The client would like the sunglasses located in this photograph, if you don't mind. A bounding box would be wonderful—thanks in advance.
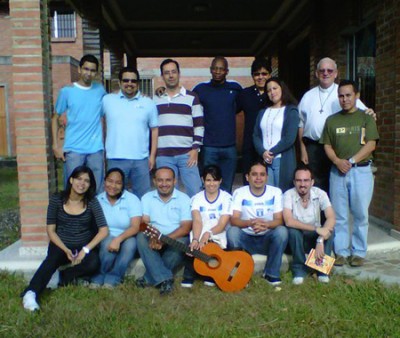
[121,79,138,83]
[318,69,335,75]
[253,72,270,77]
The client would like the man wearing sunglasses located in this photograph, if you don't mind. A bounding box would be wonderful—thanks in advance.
[298,57,371,193]
[237,58,272,184]
[102,67,158,198]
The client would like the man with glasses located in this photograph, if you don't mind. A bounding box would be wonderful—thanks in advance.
[193,57,242,193]
[102,67,158,198]
[237,58,272,184]
[283,164,335,285]
[153,59,204,197]
[52,54,107,193]
[298,57,370,193]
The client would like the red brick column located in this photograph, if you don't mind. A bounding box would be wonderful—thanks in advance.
[10,0,55,254]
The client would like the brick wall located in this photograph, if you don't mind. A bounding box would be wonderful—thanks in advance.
[51,15,83,60]
[11,0,54,251]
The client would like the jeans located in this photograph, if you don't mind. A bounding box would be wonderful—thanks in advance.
[137,232,189,286]
[91,235,137,286]
[65,150,104,194]
[303,138,331,193]
[107,158,150,199]
[156,153,202,197]
[288,228,333,277]
[203,146,237,193]
[226,225,288,278]
[23,242,100,297]
[330,165,374,258]
[267,157,281,188]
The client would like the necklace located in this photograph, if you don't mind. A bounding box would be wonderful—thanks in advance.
[264,107,283,147]
[318,85,336,113]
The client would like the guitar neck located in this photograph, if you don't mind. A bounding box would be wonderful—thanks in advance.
[158,234,211,263]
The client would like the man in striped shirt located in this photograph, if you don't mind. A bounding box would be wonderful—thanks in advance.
[153,59,204,197]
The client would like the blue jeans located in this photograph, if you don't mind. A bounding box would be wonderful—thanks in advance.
[107,158,151,199]
[137,232,189,286]
[65,150,104,194]
[203,146,237,193]
[156,153,202,197]
[226,225,288,278]
[91,235,137,286]
[267,157,280,188]
[330,165,374,258]
[288,228,333,277]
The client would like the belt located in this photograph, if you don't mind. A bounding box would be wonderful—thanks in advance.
[302,137,320,145]
[352,161,371,167]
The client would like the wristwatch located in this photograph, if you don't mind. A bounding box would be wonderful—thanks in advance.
[316,237,324,244]
[349,157,356,164]
[82,246,90,254]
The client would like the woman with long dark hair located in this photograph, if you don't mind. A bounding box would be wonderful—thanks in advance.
[253,77,299,192]
[22,166,108,311]
[90,168,142,288]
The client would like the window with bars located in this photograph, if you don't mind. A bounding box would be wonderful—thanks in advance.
[139,78,154,98]
[51,10,76,39]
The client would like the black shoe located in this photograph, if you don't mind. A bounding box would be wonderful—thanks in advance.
[159,279,174,295]
[136,277,149,288]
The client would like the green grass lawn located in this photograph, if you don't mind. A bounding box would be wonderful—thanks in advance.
[2,271,399,337]
[0,167,19,212]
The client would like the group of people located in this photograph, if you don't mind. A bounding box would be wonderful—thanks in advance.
[21,54,379,311]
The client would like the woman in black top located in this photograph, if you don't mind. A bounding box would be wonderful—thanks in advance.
[22,166,108,312]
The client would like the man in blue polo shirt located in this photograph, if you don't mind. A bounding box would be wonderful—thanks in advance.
[136,167,192,295]
[52,54,106,193]
[193,57,242,193]
[103,67,158,198]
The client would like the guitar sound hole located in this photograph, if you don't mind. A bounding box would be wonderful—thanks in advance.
[208,257,219,268]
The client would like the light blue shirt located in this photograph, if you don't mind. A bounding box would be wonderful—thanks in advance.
[141,189,192,235]
[97,190,142,237]
[55,82,106,154]
[103,90,158,159]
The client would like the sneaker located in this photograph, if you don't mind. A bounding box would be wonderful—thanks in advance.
[318,276,330,283]
[102,283,115,290]
[292,277,304,285]
[203,277,216,287]
[23,291,40,312]
[89,283,101,290]
[350,255,365,267]
[159,279,174,295]
[264,275,282,286]
[334,255,347,266]
[180,278,194,288]
[136,277,149,288]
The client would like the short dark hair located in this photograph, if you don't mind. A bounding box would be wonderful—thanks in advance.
[202,165,222,181]
[104,167,125,199]
[251,57,271,74]
[265,77,298,106]
[338,79,359,94]
[160,59,180,75]
[79,54,99,71]
[247,160,267,175]
[154,166,176,179]
[62,166,96,207]
[211,56,228,69]
[293,163,314,180]
[118,67,140,82]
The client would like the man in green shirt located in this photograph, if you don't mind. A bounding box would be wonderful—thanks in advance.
[320,80,379,267]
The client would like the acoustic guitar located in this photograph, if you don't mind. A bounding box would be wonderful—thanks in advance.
[140,223,254,292]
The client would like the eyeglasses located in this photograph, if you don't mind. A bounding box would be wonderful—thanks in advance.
[121,79,138,83]
[253,72,269,77]
[318,68,335,75]
[294,179,312,183]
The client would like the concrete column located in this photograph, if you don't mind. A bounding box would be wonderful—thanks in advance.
[10,0,55,255]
